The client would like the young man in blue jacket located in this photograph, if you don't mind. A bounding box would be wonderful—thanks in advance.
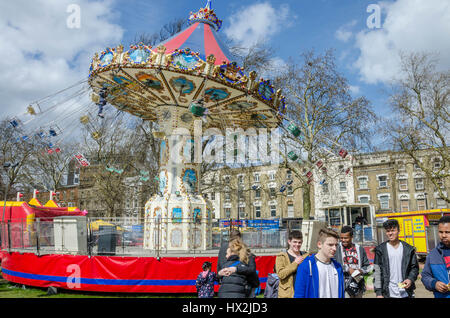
[421,216,450,298]
[294,228,345,298]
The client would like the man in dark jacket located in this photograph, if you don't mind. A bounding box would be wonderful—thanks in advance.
[374,219,419,298]
[335,226,373,298]
[421,216,450,298]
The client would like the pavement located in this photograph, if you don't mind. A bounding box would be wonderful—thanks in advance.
[364,274,433,298]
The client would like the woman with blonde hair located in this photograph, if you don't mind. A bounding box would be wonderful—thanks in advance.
[218,238,259,298]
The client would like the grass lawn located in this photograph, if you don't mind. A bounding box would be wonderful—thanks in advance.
[0,274,195,298]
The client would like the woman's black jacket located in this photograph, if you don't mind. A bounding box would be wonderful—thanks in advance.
[218,255,250,298]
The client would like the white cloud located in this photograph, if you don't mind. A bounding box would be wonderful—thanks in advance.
[335,20,357,43]
[354,0,450,84]
[349,85,360,95]
[224,2,292,48]
[0,0,124,118]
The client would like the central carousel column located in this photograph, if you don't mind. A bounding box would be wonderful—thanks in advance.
[144,111,212,252]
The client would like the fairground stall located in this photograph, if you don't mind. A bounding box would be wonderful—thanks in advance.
[375,208,449,258]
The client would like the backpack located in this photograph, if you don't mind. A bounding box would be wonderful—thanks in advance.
[264,273,279,298]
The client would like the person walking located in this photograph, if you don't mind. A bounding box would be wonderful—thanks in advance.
[421,216,450,298]
[336,226,372,298]
[275,230,307,298]
[294,228,345,298]
[195,261,218,298]
[217,239,255,298]
[374,219,419,298]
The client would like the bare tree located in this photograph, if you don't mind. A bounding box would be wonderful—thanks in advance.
[230,41,276,74]
[386,52,449,203]
[0,119,37,198]
[276,50,378,219]
[23,141,78,192]
[79,113,159,218]
[131,18,188,47]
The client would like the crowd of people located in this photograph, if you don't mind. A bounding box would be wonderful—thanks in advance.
[195,216,450,298]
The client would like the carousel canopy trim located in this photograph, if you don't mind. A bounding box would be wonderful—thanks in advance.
[154,21,234,65]
[188,0,223,31]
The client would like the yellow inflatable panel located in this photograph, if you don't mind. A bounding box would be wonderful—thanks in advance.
[44,200,59,208]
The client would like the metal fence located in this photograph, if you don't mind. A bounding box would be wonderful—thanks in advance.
[0,217,289,257]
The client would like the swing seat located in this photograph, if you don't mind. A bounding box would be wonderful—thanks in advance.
[339,149,348,159]
[287,123,301,137]
[80,116,90,125]
[288,151,298,161]
[27,105,37,115]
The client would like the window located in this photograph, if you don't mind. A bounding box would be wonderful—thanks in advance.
[287,170,293,180]
[378,176,388,188]
[238,190,244,200]
[436,179,444,189]
[270,187,276,198]
[436,198,447,209]
[358,177,368,190]
[328,209,342,226]
[400,200,409,212]
[255,206,261,218]
[287,186,293,196]
[415,178,424,190]
[238,175,244,184]
[270,205,277,217]
[225,192,231,201]
[433,159,442,171]
[321,183,329,194]
[288,204,294,218]
[224,176,230,183]
[338,165,345,173]
[399,179,408,191]
[359,196,369,204]
[417,198,426,210]
[255,188,261,199]
[239,206,246,219]
[269,172,275,181]
[254,174,260,182]
[379,195,389,209]
[224,208,231,218]
[339,181,347,192]
[414,163,421,170]
[211,192,216,201]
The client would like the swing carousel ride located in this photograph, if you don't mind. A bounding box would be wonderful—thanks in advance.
[1,1,357,293]
[87,0,288,252]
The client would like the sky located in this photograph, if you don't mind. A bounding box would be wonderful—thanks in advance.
[1,0,449,149]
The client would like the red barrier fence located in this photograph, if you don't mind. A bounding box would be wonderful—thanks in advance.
[1,252,276,294]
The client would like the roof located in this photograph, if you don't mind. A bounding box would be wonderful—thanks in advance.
[376,208,450,218]
[152,1,239,65]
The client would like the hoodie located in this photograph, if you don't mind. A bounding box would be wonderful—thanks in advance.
[293,254,345,298]
[421,242,450,298]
